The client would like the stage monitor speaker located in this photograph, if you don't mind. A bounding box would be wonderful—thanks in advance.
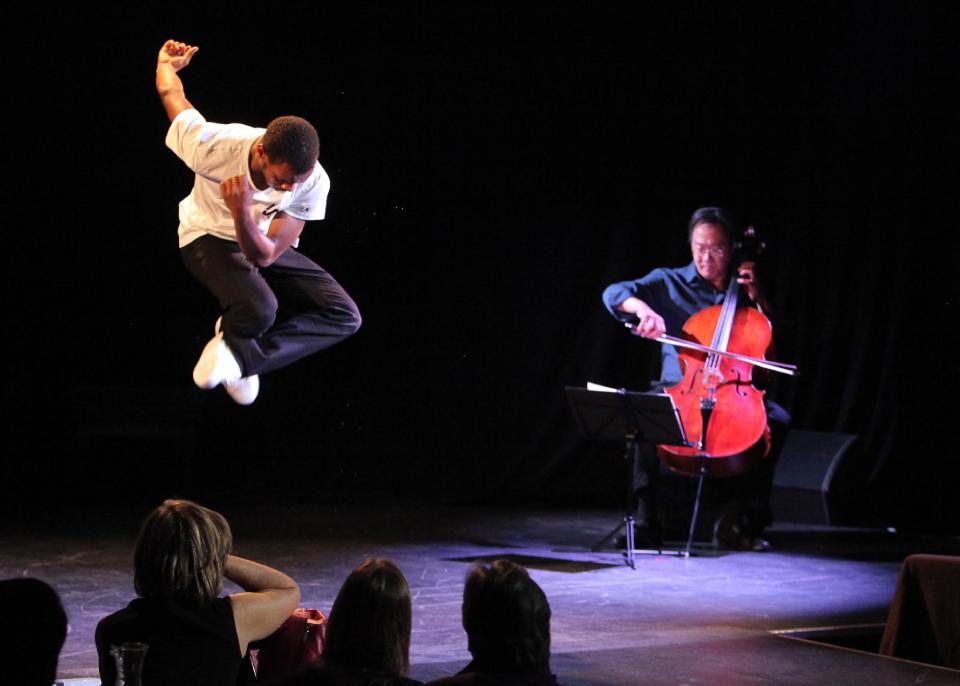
[771,430,858,526]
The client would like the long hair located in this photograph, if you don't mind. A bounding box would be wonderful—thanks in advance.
[133,499,232,608]
[323,559,412,676]
[462,560,551,672]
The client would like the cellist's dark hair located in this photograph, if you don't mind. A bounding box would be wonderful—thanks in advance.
[687,207,739,242]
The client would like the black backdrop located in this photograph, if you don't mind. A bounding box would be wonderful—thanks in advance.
[6,5,957,531]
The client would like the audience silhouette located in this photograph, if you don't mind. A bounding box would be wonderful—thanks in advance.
[95,499,300,686]
[283,559,422,686]
[0,577,68,686]
[427,559,563,686]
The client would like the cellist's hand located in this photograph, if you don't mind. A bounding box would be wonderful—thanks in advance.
[736,261,760,302]
[621,298,666,339]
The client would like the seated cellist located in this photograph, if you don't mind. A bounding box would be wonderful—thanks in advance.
[602,206,791,551]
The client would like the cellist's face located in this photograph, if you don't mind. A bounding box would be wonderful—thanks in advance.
[690,222,732,290]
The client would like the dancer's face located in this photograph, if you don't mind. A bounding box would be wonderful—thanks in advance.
[252,144,310,192]
[260,159,304,192]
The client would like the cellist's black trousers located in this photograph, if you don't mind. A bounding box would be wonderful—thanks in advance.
[631,399,791,545]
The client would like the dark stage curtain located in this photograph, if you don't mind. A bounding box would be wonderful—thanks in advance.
[5,6,956,532]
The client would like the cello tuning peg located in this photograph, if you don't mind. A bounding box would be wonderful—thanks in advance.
[735,225,766,257]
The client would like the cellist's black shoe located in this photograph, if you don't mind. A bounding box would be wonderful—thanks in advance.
[714,519,771,552]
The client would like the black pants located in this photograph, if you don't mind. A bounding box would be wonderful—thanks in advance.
[632,399,791,540]
[181,235,361,377]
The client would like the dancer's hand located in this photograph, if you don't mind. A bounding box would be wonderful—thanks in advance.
[158,39,199,72]
[220,175,252,218]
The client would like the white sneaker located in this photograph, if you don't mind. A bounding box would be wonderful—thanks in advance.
[223,375,260,405]
[192,333,242,390]
[213,316,260,405]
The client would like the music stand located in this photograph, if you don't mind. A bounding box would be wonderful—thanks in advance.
[565,385,690,568]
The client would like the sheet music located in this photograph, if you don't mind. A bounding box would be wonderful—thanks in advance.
[586,381,619,393]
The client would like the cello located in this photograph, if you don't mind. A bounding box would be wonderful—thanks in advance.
[655,227,796,478]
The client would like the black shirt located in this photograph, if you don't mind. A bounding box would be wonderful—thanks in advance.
[96,595,240,686]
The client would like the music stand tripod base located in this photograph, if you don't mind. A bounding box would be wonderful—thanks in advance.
[566,386,692,568]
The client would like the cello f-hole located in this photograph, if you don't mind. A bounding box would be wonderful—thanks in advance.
[733,369,748,397]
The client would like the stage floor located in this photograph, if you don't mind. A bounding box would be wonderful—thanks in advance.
[3,500,958,685]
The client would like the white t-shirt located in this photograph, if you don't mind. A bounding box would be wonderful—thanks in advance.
[166,109,330,248]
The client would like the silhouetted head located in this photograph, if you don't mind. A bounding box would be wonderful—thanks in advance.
[324,559,412,677]
[462,560,552,673]
[133,499,232,608]
[0,577,68,686]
